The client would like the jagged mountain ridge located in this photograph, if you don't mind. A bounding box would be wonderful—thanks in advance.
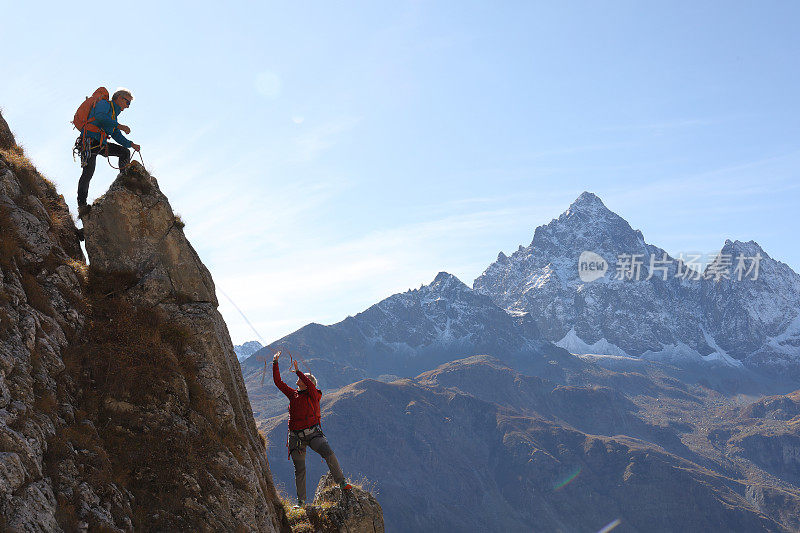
[475,191,800,374]
[235,340,263,361]
[242,270,571,423]
[245,271,567,380]
[702,239,800,366]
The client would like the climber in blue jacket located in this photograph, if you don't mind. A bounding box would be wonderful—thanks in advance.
[76,88,140,217]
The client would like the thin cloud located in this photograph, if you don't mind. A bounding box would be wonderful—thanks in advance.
[609,149,800,206]
[211,206,531,342]
[288,116,361,162]
[255,70,283,100]
[596,117,719,133]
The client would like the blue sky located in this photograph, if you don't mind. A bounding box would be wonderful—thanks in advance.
[3,1,799,344]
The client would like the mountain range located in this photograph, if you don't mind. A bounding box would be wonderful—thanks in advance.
[243,191,800,396]
[475,192,800,375]
[243,190,800,531]
[260,355,800,532]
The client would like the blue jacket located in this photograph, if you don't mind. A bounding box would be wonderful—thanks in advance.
[85,100,132,148]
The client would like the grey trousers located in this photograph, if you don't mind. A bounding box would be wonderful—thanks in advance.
[289,430,345,502]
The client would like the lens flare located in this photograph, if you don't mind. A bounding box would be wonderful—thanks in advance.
[553,465,581,491]
[598,518,622,533]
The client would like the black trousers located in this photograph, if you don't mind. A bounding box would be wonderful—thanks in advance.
[77,141,130,207]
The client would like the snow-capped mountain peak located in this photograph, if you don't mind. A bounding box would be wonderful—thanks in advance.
[564,191,611,216]
[234,340,263,361]
[428,271,470,294]
[475,193,800,375]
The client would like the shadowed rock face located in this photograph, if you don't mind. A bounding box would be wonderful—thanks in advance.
[0,113,88,531]
[80,162,286,531]
[0,110,289,532]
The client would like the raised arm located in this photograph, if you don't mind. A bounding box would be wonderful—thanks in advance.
[294,360,321,400]
[272,357,294,397]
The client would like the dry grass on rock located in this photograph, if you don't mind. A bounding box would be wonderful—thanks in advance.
[50,267,254,531]
[0,146,81,261]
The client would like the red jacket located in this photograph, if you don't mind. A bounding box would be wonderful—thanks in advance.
[273,362,322,431]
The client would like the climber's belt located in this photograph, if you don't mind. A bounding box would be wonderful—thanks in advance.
[287,425,323,456]
[292,425,322,439]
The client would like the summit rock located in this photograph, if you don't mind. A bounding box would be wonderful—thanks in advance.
[79,163,285,530]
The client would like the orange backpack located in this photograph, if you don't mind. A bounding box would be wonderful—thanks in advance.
[72,87,109,140]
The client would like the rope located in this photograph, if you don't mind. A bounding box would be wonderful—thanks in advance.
[218,287,313,373]
[271,345,312,374]
[100,145,145,172]
[132,147,146,168]
[218,288,268,346]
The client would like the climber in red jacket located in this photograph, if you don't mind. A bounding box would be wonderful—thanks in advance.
[273,351,352,507]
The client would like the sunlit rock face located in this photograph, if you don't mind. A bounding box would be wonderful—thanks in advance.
[0,111,87,531]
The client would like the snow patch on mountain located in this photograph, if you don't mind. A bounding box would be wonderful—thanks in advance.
[638,339,743,368]
[234,340,263,361]
[763,312,800,355]
[700,328,743,367]
[555,327,628,356]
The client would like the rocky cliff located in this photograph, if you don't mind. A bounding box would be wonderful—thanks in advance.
[0,111,305,531]
[284,473,384,533]
[1,109,88,531]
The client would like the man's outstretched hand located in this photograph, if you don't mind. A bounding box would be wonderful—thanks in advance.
[130,142,141,151]
[293,360,299,372]
[273,351,281,363]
